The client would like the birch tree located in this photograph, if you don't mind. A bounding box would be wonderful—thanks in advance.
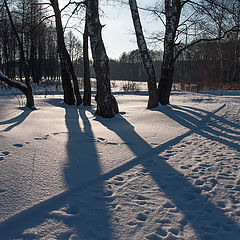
[83,8,91,106]
[157,0,181,105]
[129,0,158,109]
[151,0,238,105]
[50,0,82,105]
[86,0,119,118]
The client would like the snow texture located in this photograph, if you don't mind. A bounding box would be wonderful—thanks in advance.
[0,86,240,240]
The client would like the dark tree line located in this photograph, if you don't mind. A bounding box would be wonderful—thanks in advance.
[0,0,61,82]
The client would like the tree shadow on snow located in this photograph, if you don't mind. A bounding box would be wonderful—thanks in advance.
[97,104,240,240]
[0,100,113,240]
[60,105,113,239]
[1,100,239,239]
[0,108,31,132]
[159,104,240,152]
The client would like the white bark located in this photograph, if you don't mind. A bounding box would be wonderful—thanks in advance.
[86,0,119,117]
[129,0,158,108]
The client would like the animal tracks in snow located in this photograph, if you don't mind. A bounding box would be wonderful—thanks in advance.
[13,143,23,148]
[1,100,239,240]
[0,151,10,161]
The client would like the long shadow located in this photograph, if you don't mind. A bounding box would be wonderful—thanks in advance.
[161,105,240,152]
[176,105,240,135]
[0,101,113,240]
[1,101,239,239]
[0,109,31,132]
[51,103,113,239]
[97,105,240,240]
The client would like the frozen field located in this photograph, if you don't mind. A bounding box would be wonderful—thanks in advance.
[0,89,240,239]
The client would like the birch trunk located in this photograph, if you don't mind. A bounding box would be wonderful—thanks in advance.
[50,0,82,105]
[158,0,181,105]
[86,0,119,118]
[129,0,158,109]
[83,10,91,106]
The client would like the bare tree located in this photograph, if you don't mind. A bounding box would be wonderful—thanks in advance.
[3,0,35,109]
[83,8,91,106]
[129,0,158,109]
[86,0,119,118]
[157,0,182,105]
[0,71,35,108]
[50,0,82,105]
[144,0,239,105]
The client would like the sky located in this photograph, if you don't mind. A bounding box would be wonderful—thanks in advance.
[99,3,162,59]
[59,0,163,59]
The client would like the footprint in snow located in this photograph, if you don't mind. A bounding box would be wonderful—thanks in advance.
[113,176,125,186]
[180,165,188,169]
[146,233,162,240]
[201,185,212,192]
[169,227,179,235]
[13,144,23,148]
[0,157,4,161]
[105,190,113,196]
[97,137,105,142]
[115,176,124,182]
[34,135,48,141]
[136,212,147,221]
[216,201,226,209]
[210,178,218,188]
[0,189,6,193]
[155,226,167,237]
[194,179,204,186]
[1,151,9,155]
[163,202,175,209]
[150,143,159,146]
[106,142,118,145]
[136,194,147,201]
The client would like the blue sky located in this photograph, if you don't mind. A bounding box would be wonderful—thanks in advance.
[100,2,163,59]
[59,0,163,59]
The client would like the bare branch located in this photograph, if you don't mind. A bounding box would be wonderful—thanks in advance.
[61,0,86,12]
[29,15,55,32]
[63,2,85,31]
[174,26,238,62]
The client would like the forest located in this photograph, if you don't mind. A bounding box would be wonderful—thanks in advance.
[0,0,239,116]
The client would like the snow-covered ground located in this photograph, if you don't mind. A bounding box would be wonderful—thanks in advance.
[0,88,239,240]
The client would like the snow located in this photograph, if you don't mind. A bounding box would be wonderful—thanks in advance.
[0,87,240,240]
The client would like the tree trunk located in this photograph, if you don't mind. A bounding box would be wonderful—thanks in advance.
[158,0,181,105]
[86,0,119,118]
[83,9,91,106]
[4,0,35,109]
[50,0,82,105]
[0,71,35,109]
[158,43,175,105]
[66,52,82,105]
[129,0,158,109]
